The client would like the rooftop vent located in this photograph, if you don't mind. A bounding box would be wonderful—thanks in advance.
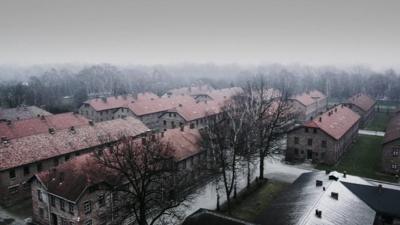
[331,192,339,200]
[48,128,55,134]
[69,126,76,134]
[40,115,45,120]
[319,117,322,122]
[180,126,184,132]
[315,209,322,218]
[89,120,94,126]
[329,175,338,181]
[316,180,323,186]
[343,171,347,178]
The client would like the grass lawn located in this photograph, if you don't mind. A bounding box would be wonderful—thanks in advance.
[316,135,396,182]
[364,112,391,131]
[224,181,288,222]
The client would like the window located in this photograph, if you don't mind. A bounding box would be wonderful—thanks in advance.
[163,120,167,125]
[84,201,91,214]
[9,186,18,194]
[173,113,176,117]
[60,199,65,211]
[392,164,398,170]
[38,190,43,202]
[53,158,59,167]
[393,148,399,157]
[39,208,44,218]
[61,217,68,225]
[69,203,74,215]
[294,137,299,144]
[321,140,327,148]
[65,154,70,161]
[294,148,299,155]
[171,121,175,128]
[84,220,92,225]
[98,194,105,207]
[169,113,172,117]
[305,128,309,133]
[37,162,42,172]
[313,128,317,133]
[9,169,16,179]
[307,139,313,146]
[23,166,30,176]
[50,195,56,207]
[75,152,80,156]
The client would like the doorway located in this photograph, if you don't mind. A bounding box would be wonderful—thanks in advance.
[51,213,58,225]
[307,150,313,160]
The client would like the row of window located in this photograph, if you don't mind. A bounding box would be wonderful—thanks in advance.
[393,148,399,157]
[294,137,327,148]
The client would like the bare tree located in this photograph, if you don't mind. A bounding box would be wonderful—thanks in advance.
[201,97,247,214]
[93,135,192,225]
[244,75,293,180]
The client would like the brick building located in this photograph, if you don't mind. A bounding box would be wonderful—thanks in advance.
[30,127,206,225]
[286,104,360,165]
[78,92,159,122]
[288,90,327,122]
[0,117,149,207]
[382,112,400,175]
[345,93,376,126]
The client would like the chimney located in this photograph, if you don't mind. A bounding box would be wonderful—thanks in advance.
[41,115,45,120]
[334,108,337,112]
[189,123,195,129]
[89,120,94,126]
[343,171,347,178]
[70,126,76,134]
[101,97,107,102]
[331,192,339,200]
[161,132,164,137]
[179,104,183,107]
[315,209,322,218]
[316,180,323,186]
[378,184,383,192]
[180,126,184,132]
[319,117,322,122]
[6,120,11,126]
[48,128,55,134]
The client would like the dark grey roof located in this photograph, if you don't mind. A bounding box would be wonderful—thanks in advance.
[255,171,376,225]
[342,182,400,218]
[182,208,258,225]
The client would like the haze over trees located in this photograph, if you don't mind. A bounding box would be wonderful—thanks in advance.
[0,63,399,113]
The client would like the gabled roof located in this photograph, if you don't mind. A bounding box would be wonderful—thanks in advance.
[290,90,326,106]
[347,94,376,112]
[34,153,119,202]
[0,117,150,171]
[255,171,377,225]
[127,95,196,116]
[206,87,244,105]
[171,100,221,122]
[383,113,400,144]
[161,127,202,161]
[83,92,159,111]
[342,182,400,218]
[0,106,52,121]
[303,105,360,140]
[0,113,89,140]
[183,208,257,225]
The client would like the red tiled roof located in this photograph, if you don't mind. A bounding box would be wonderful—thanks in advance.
[36,153,118,202]
[161,127,202,161]
[304,105,360,140]
[0,113,89,140]
[0,117,150,171]
[36,127,202,201]
[290,90,326,106]
[207,87,244,105]
[348,94,376,112]
[172,100,221,122]
[383,113,400,144]
[127,95,196,116]
[84,92,159,111]
[0,106,52,121]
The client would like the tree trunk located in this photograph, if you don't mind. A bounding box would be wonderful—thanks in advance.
[259,152,264,180]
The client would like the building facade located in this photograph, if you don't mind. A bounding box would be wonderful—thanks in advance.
[0,117,149,207]
[382,112,400,175]
[288,90,327,122]
[286,105,360,165]
[345,93,376,126]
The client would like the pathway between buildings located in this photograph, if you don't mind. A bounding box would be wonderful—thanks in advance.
[359,129,385,137]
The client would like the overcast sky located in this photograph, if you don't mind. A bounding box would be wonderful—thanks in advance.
[0,0,399,68]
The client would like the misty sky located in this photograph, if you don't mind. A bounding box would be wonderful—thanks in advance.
[0,0,399,68]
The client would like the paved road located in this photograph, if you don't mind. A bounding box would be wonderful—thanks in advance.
[359,129,385,137]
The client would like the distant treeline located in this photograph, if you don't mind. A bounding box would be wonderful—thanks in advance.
[0,64,399,113]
